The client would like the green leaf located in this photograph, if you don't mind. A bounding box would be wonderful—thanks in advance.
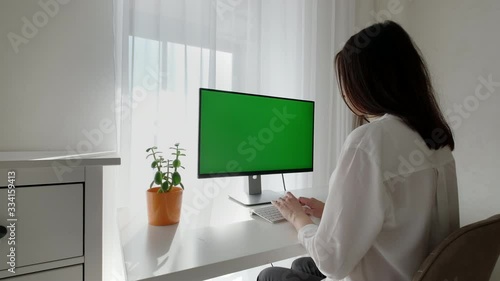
[172,159,181,168]
[154,171,162,185]
[180,182,185,190]
[172,172,181,186]
[161,181,170,192]
[146,146,157,152]
[179,153,186,156]
[151,161,158,168]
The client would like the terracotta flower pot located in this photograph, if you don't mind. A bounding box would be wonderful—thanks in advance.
[146,186,183,226]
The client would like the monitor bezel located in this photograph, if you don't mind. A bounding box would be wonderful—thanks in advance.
[198,88,315,179]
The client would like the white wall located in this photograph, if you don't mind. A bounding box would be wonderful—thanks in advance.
[0,0,116,152]
[406,1,500,279]
[405,0,500,225]
[360,0,500,279]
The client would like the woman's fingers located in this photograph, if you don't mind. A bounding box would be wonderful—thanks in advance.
[300,197,320,208]
[275,197,284,205]
[273,197,287,209]
[286,192,298,200]
[298,197,309,205]
[272,200,285,214]
[303,197,323,207]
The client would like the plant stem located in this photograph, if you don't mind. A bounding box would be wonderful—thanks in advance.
[151,148,164,192]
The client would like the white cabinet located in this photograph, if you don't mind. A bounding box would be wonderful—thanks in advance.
[0,184,83,270]
[0,152,119,281]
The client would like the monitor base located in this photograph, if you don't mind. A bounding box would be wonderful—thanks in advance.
[228,190,284,206]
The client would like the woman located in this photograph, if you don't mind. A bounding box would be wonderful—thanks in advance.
[257,21,459,281]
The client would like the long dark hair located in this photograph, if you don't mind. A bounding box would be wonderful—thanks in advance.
[335,21,454,150]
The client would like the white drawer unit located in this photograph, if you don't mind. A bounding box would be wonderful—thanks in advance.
[0,152,119,281]
[0,184,83,270]
[4,265,82,281]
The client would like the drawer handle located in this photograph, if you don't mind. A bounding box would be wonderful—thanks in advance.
[0,225,6,239]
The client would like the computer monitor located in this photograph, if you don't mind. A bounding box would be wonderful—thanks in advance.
[198,88,314,205]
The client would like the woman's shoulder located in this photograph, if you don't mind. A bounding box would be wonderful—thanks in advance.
[345,114,408,149]
[344,114,454,168]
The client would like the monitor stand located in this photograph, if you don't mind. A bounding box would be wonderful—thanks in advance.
[228,175,283,206]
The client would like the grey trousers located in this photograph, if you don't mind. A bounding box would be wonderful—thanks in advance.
[257,257,326,281]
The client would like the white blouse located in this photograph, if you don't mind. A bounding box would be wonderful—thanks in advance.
[298,114,460,281]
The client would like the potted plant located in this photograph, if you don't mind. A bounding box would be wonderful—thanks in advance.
[145,143,186,226]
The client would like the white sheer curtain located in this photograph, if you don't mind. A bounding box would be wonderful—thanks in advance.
[106,0,357,280]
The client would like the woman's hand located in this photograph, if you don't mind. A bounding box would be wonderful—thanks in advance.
[272,192,313,231]
[298,197,325,219]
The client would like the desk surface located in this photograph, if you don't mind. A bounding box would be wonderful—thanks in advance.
[118,187,329,281]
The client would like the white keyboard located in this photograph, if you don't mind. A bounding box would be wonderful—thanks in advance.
[251,205,285,223]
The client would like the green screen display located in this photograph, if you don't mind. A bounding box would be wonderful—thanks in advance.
[198,88,314,177]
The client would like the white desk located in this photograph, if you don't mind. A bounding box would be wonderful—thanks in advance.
[118,187,329,281]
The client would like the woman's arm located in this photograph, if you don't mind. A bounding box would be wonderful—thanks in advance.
[301,147,388,280]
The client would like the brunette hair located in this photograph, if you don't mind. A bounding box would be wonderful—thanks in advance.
[335,21,454,150]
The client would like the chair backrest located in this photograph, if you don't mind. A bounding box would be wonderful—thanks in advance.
[413,214,500,281]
